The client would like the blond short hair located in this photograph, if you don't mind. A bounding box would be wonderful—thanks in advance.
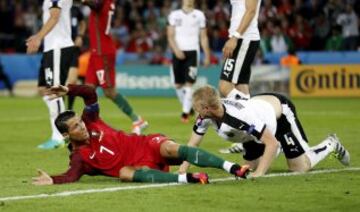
[193,85,221,109]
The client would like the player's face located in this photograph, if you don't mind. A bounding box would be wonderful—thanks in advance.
[182,0,195,8]
[66,116,90,143]
[194,103,212,119]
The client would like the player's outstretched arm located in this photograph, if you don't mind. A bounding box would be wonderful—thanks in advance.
[251,128,279,177]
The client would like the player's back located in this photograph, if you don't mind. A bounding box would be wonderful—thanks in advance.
[80,118,148,177]
[88,0,116,55]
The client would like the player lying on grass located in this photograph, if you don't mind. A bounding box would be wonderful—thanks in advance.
[179,85,350,177]
[32,85,250,185]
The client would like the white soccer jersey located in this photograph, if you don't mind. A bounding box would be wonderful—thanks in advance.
[193,98,277,144]
[168,9,206,51]
[42,0,74,52]
[229,0,261,40]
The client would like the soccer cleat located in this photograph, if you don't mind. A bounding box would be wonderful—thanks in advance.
[37,139,64,150]
[234,164,251,179]
[219,143,244,154]
[181,113,190,124]
[190,172,209,184]
[132,118,149,135]
[329,134,350,166]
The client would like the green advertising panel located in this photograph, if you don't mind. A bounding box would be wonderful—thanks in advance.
[115,65,222,96]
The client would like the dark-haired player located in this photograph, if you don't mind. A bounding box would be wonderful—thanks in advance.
[32,85,250,185]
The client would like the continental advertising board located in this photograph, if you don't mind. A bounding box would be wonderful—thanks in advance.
[290,65,360,97]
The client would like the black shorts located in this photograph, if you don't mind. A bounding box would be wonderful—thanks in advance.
[243,93,309,160]
[220,39,259,84]
[38,46,79,87]
[171,50,198,84]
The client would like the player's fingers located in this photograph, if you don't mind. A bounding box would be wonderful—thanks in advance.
[37,169,45,175]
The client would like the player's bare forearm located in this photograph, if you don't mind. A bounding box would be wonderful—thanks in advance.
[253,129,279,177]
[26,8,60,53]
[236,0,258,35]
[200,30,211,66]
[37,8,61,39]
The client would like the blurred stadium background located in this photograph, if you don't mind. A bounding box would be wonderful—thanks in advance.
[0,0,360,211]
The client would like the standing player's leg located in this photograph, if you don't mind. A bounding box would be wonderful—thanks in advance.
[181,51,198,123]
[93,53,148,134]
[171,53,188,122]
[37,49,66,149]
[218,39,259,99]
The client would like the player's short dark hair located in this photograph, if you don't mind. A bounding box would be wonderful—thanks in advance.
[55,110,76,134]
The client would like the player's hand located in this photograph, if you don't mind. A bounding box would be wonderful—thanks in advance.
[175,50,186,60]
[178,161,191,174]
[32,169,54,186]
[222,37,238,59]
[74,36,83,47]
[26,34,42,54]
[45,85,69,100]
[203,56,211,68]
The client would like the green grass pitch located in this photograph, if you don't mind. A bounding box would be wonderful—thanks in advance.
[0,96,359,211]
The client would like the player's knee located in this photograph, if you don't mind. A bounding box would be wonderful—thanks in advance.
[288,161,311,173]
[103,89,116,99]
[218,81,232,97]
[119,166,135,182]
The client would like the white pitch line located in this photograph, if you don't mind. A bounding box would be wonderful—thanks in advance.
[1,167,359,202]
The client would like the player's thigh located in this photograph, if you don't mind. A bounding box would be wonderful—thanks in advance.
[85,54,115,87]
[159,140,180,158]
[59,46,79,85]
[220,39,259,85]
[38,50,54,87]
[242,141,265,166]
[184,51,198,83]
[171,55,186,84]
[276,102,310,162]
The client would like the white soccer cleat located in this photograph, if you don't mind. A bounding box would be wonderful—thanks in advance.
[219,143,244,154]
[329,134,350,166]
[131,117,149,135]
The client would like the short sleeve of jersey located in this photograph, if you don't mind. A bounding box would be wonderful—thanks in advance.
[198,11,206,28]
[193,116,212,135]
[168,11,176,26]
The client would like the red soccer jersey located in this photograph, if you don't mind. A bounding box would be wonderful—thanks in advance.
[51,85,170,184]
[88,0,116,55]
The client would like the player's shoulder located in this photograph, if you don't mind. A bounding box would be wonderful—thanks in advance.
[169,9,182,17]
[193,9,205,16]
